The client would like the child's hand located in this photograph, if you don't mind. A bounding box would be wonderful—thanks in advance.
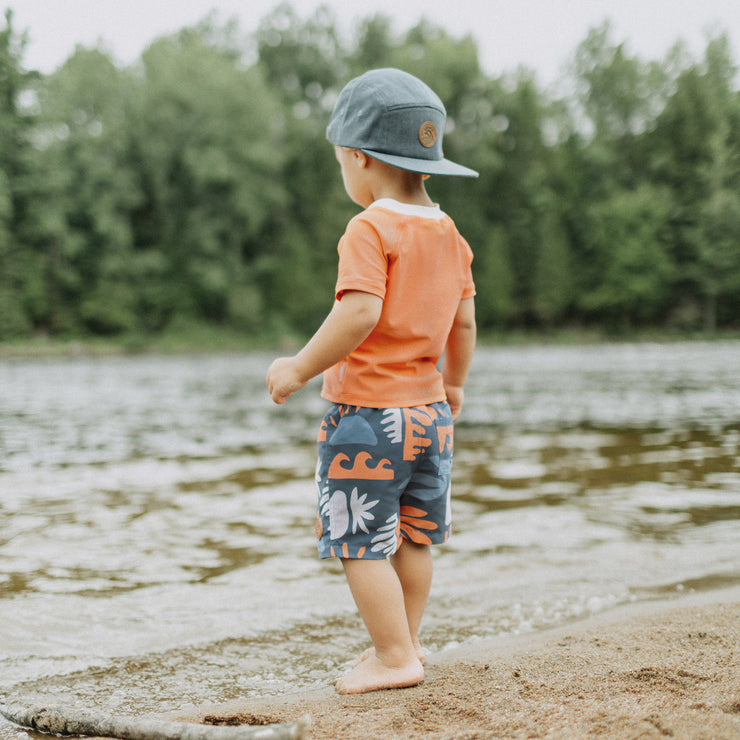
[266,357,307,404]
[444,384,464,421]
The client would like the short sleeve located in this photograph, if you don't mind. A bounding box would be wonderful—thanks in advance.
[335,216,388,301]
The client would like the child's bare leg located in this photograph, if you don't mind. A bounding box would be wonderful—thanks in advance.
[337,558,424,694]
[391,540,432,655]
[354,540,431,665]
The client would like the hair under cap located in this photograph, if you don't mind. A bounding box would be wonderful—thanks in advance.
[326,68,478,178]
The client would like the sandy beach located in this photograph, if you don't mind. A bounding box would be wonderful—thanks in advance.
[172,587,740,740]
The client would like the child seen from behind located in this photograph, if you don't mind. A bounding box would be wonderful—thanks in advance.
[266,67,478,694]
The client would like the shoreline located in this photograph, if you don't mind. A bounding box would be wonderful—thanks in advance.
[2,332,739,360]
[170,586,740,739]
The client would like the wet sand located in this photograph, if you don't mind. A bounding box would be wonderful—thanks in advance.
[171,587,740,740]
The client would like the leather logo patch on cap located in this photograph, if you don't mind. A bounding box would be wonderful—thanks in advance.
[418,121,437,148]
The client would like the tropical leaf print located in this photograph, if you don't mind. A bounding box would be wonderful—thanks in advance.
[399,505,437,545]
[326,490,349,539]
[318,481,330,513]
[437,424,454,454]
[380,408,403,444]
[370,513,399,556]
[402,407,434,460]
[349,487,379,534]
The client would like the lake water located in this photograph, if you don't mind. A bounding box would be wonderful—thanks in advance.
[1,341,739,733]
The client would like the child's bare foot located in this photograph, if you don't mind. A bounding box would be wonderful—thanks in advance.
[353,645,426,666]
[336,654,424,695]
[336,655,424,694]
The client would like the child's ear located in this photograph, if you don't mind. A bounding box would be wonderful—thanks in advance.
[352,150,369,168]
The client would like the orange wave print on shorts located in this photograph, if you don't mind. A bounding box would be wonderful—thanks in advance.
[328,451,395,480]
[399,505,438,545]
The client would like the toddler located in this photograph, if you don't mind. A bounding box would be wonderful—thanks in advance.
[267,67,477,694]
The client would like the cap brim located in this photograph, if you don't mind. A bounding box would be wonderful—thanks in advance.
[362,149,479,178]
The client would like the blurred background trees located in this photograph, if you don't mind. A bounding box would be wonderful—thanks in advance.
[1,4,739,341]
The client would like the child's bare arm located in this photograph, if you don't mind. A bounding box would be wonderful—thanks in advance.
[267,290,382,404]
[442,297,476,420]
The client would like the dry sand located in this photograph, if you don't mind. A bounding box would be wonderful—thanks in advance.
[173,587,740,740]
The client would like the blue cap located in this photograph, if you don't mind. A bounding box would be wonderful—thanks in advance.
[326,68,478,178]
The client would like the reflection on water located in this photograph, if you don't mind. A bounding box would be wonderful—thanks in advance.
[455,426,740,538]
[1,342,739,731]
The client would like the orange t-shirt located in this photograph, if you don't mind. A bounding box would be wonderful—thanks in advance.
[321,198,475,408]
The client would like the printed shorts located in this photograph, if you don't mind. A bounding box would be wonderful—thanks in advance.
[315,402,454,559]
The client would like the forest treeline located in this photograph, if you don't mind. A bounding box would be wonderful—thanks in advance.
[1,5,739,341]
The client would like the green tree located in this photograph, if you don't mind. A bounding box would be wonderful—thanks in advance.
[0,9,39,337]
[4,7,740,342]
[651,33,740,329]
[533,205,573,326]
[572,23,670,142]
[580,184,674,329]
[256,2,344,113]
[255,4,354,334]
[30,47,140,333]
[129,18,287,331]
[350,13,394,72]
[472,225,516,328]
[694,119,740,329]
[461,71,562,325]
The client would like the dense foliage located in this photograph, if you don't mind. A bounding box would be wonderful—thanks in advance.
[1,5,739,340]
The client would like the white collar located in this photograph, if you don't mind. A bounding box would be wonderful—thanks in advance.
[369,198,445,220]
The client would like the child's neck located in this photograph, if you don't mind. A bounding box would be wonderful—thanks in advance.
[373,181,434,208]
